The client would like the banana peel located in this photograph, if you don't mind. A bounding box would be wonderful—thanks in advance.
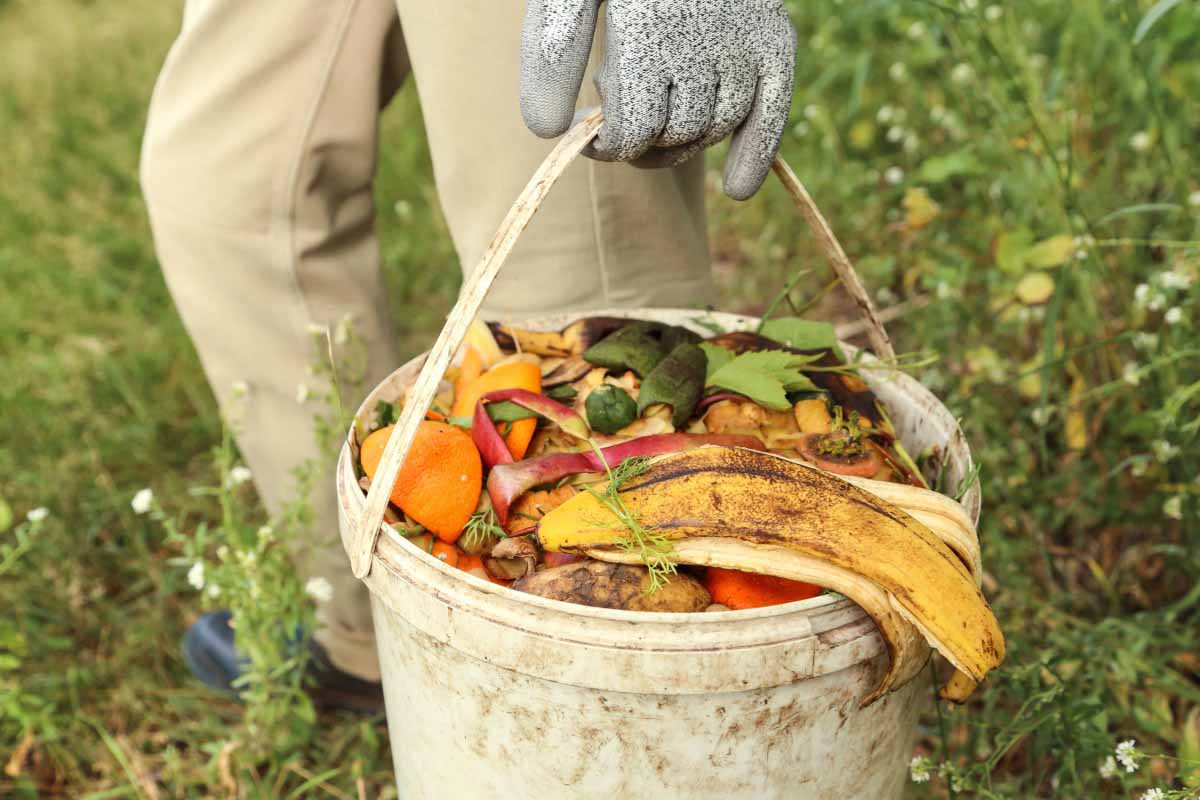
[536,446,1004,705]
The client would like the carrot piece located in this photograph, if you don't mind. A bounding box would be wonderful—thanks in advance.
[457,553,510,586]
[703,567,821,610]
[454,346,485,405]
[359,421,482,544]
[425,409,446,422]
[431,541,460,568]
[451,361,542,460]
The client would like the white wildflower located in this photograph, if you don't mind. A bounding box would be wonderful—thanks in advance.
[936,281,953,300]
[1153,440,1180,463]
[886,125,905,143]
[1148,293,1167,312]
[931,105,948,124]
[216,545,230,561]
[26,507,49,523]
[1134,283,1150,304]
[1122,363,1141,386]
[951,63,974,84]
[1163,496,1183,521]
[230,380,249,397]
[791,121,809,138]
[257,525,274,543]
[296,383,311,404]
[305,576,334,604]
[803,104,820,120]
[876,105,895,123]
[909,755,934,784]
[1099,756,1118,780]
[1130,458,1149,477]
[1116,739,1140,773]
[1164,307,1183,325]
[239,550,257,566]
[962,0,978,10]
[394,199,412,219]
[885,166,905,185]
[1189,190,1200,208]
[131,488,154,515]
[1134,332,1159,351]
[907,21,926,39]
[889,62,908,82]
[227,465,252,486]
[1159,269,1192,291]
[904,134,920,154]
[1141,789,1165,800]
[206,584,221,599]
[1031,406,1052,427]
[1130,131,1152,153]
[187,562,206,591]
[985,5,1003,21]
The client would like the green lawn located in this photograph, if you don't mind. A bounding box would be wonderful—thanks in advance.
[2,0,1198,797]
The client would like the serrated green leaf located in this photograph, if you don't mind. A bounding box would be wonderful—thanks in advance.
[759,318,841,353]
[705,350,818,411]
[699,342,734,382]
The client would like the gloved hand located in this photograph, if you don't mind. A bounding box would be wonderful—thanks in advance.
[520,0,796,200]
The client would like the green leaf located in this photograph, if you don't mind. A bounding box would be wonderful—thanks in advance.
[545,384,578,403]
[699,342,734,382]
[0,497,11,532]
[1025,234,1075,269]
[1096,202,1182,226]
[706,350,819,411]
[374,400,398,428]
[759,318,842,355]
[1134,0,1182,43]
[995,229,1034,276]
[915,151,984,184]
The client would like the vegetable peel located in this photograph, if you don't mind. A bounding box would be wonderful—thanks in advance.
[537,446,1004,705]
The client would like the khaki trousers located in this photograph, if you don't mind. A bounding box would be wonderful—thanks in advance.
[141,0,713,680]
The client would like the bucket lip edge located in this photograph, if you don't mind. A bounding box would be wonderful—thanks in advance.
[340,307,978,632]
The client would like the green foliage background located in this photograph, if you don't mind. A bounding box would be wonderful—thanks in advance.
[1,0,1197,796]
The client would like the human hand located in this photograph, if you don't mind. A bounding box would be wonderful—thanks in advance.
[521,0,797,200]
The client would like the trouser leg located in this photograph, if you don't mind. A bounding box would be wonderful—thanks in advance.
[393,1,715,319]
[141,0,409,681]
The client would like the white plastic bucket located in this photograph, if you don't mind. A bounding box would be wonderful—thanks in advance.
[336,309,980,799]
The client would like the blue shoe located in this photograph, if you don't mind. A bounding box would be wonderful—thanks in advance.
[182,611,384,714]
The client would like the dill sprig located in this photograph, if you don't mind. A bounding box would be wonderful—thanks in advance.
[585,447,678,593]
[460,507,506,552]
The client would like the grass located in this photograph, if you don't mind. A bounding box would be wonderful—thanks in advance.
[1,0,1197,797]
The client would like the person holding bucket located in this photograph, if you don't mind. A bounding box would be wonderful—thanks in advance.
[141,0,797,710]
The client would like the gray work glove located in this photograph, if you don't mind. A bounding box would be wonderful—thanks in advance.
[521,0,797,200]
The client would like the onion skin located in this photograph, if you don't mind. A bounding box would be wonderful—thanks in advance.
[481,389,590,440]
[471,401,514,468]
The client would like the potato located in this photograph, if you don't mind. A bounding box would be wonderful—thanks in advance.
[512,560,711,612]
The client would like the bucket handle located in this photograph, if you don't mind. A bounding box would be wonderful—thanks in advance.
[348,110,895,578]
